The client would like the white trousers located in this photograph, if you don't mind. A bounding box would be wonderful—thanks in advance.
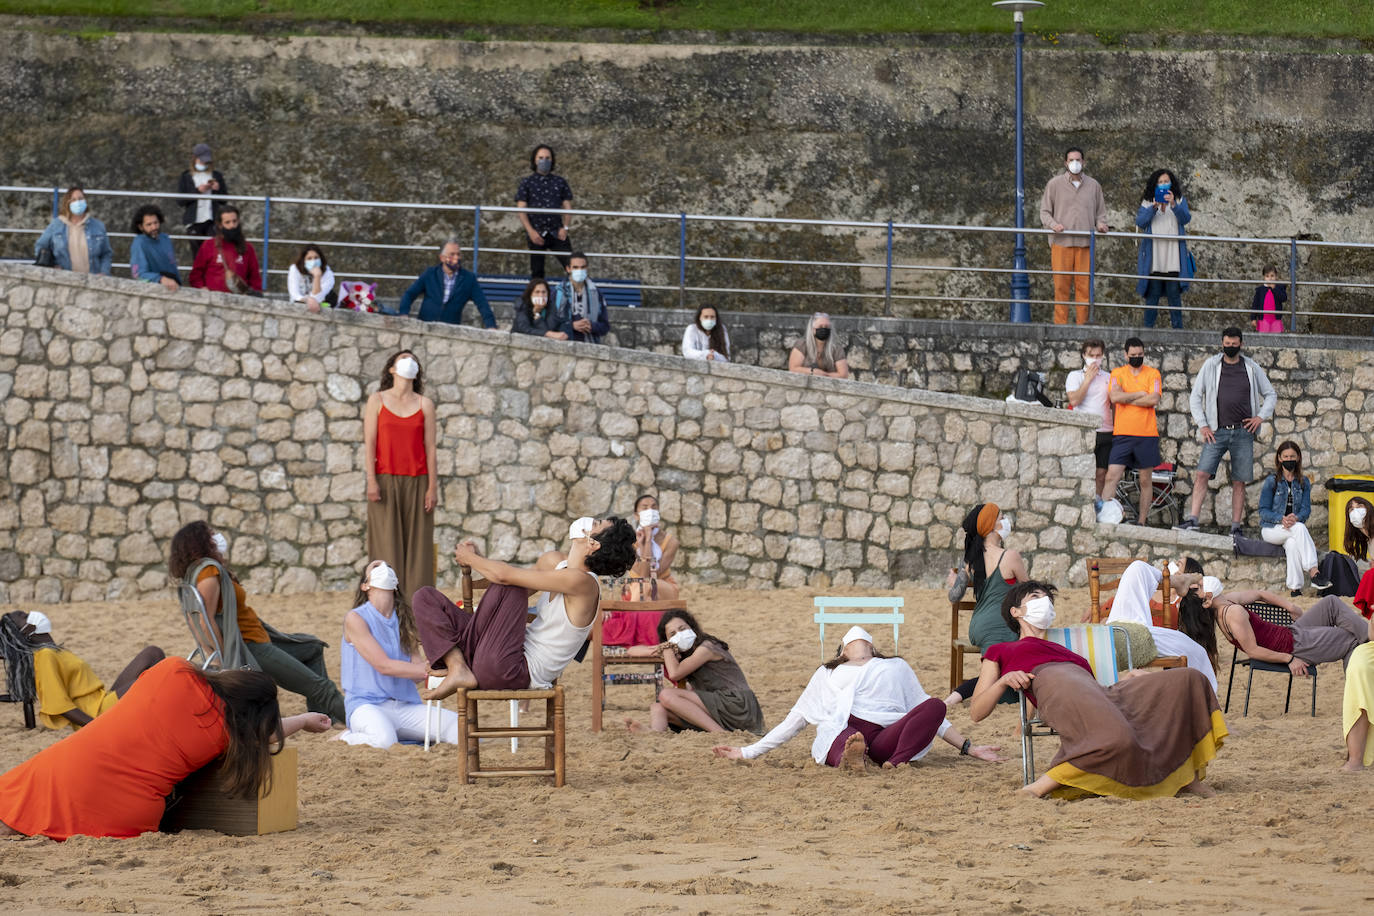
[1262,523,1319,589]
[344,698,458,749]
[1148,626,1219,694]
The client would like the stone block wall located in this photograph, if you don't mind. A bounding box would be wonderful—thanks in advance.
[1,264,1124,602]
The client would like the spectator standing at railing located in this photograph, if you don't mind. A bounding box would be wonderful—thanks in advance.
[189,205,261,295]
[128,204,181,290]
[398,240,496,328]
[1251,264,1288,334]
[512,278,570,340]
[553,252,610,344]
[516,144,573,280]
[176,142,229,260]
[33,187,112,276]
[788,312,849,379]
[287,244,337,312]
[1039,147,1108,326]
[1135,168,1193,330]
[682,305,731,361]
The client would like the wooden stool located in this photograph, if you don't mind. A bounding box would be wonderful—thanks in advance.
[160,747,298,835]
[455,686,565,787]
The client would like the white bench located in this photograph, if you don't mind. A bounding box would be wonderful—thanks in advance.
[813,596,905,659]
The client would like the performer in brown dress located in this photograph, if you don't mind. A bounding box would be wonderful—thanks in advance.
[625,610,764,735]
[972,581,1227,799]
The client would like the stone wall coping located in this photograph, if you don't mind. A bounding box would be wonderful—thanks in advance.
[1091,522,1237,553]
[0,262,1102,428]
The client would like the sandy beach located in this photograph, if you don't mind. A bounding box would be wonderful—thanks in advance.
[1,582,1369,914]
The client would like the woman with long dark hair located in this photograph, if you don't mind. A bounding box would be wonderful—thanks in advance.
[1259,440,1331,595]
[0,657,330,840]
[712,627,1001,768]
[945,502,1029,703]
[625,609,762,734]
[364,349,438,598]
[1135,167,1193,329]
[170,520,345,723]
[682,305,731,361]
[287,244,337,312]
[512,277,570,339]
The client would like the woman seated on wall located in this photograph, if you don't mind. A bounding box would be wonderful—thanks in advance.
[0,657,330,840]
[622,494,680,602]
[287,244,338,312]
[682,305,731,361]
[712,626,1002,769]
[512,277,570,339]
[1259,441,1332,597]
[625,610,763,735]
[945,502,1028,704]
[1340,497,1374,615]
[339,561,458,749]
[972,582,1226,799]
[787,312,849,379]
[169,520,346,724]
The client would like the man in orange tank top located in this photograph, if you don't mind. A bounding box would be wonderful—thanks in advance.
[1101,337,1163,526]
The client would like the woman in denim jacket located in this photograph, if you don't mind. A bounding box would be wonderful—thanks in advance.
[1135,168,1192,329]
[34,187,113,275]
[1259,440,1332,596]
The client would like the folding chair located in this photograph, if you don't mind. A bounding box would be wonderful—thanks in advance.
[1019,624,1129,786]
[813,596,904,659]
[949,594,980,692]
[1086,557,1186,671]
[178,582,224,671]
[1224,601,1317,717]
[589,598,681,733]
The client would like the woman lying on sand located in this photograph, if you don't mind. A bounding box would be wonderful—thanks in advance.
[625,609,764,735]
[713,626,1002,769]
[972,581,1226,799]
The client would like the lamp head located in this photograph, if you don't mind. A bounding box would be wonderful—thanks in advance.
[992,0,1045,19]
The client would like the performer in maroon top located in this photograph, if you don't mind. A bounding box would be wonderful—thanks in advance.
[1179,588,1369,679]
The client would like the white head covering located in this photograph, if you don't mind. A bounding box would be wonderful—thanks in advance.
[25,610,52,635]
[841,626,873,647]
[368,562,399,590]
[1202,576,1224,598]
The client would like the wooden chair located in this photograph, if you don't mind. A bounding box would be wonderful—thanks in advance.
[813,596,904,659]
[1086,558,1186,671]
[949,596,979,692]
[450,566,566,786]
[1224,601,1317,717]
[589,598,684,733]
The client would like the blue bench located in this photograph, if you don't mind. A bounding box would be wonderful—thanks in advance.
[475,274,642,309]
[813,596,905,659]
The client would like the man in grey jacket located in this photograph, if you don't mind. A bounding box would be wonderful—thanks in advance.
[1176,327,1277,534]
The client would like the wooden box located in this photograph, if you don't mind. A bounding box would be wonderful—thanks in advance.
[160,746,298,835]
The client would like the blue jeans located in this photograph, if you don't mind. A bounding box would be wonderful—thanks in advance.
[1143,272,1183,329]
[1197,426,1255,482]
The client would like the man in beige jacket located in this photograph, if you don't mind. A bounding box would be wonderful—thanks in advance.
[1039,147,1108,325]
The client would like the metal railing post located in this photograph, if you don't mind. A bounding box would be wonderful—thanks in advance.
[1289,238,1299,330]
[261,196,271,292]
[1088,228,1096,324]
[50,187,60,220]
[884,221,894,316]
[678,213,687,309]
[472,207,481,276]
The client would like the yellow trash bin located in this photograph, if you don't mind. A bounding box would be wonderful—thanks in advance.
[1326,475,1374,552]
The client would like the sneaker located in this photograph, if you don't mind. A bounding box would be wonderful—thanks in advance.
[1231,524,1246,537]
[1174,518,1200,532]
[1093,497,1104,513]
[1290,588,1304,598]
[1313,575,1333,591]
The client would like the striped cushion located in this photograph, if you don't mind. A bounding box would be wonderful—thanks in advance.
[1046,625,1121,687]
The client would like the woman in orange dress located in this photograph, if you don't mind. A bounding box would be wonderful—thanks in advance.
[0,657,329,840]
[364,349,438,599]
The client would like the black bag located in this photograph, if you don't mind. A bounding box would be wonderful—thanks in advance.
[1012,369,1052,408]
[34,245,55,268]
[1318,551,1360,597]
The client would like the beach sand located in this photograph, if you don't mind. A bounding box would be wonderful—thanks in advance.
[1,584,1369,914]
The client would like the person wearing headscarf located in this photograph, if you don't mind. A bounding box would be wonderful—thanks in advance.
[946,502,1029,703]
[711,627,1002,769]
[1102,562,1219,692]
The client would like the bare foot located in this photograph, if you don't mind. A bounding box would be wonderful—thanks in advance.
[839,732,868,772]
[624,718,650,735]
[881,760,897,770]
[1339,760,1365,774]
[1015,786,1041,798]
[421,665,476,700]
[1182,779,1216,798]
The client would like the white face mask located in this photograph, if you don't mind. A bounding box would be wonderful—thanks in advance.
[638,508,660,528]
[1067,160,1083,175]
[1351,507,1368,528]
[211,532,229,556]
[1168,561,1180,576]
[700,318,717,331]
[532,295,547,306]
[1022,595,1056,630]
[996,517,1011,539]
[1084,356,1101,369]
[570,268,588,284]
[668,628,696,651]
[394,356,419,380]
[568,516,595,541]
[194,161,209,172]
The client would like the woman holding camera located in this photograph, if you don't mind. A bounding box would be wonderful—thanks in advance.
[1135,168,1193,329]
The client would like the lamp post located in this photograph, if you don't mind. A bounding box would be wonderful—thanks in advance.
[993,0,1043,323]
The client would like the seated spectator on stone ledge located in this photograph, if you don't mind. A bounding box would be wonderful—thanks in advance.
[287,244,337,313]
[682,305,731,362]
[623,494,681,602]
[788,312,849,379]
[34,186,112,276]
[553,251,610,344]
[398,239,496,328]
[189,205,262,295]
[512,277,569,340]
[1259,441,1331,597]
[128,204,181,290]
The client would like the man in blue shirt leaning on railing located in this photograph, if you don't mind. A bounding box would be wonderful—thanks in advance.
[398,239,497,328]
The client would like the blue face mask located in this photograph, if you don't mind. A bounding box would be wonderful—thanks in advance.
[570,268,588,283]
[305,258,321,271]
[69,199,87,216]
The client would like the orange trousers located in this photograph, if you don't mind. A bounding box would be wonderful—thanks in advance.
[1050,244,1092,325]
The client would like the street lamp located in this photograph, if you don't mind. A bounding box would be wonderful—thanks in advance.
[993,0,1043,324]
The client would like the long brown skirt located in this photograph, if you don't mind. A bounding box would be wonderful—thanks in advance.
[1033,662,1227,799]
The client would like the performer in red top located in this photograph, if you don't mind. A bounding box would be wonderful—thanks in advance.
[364,350,438,598]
